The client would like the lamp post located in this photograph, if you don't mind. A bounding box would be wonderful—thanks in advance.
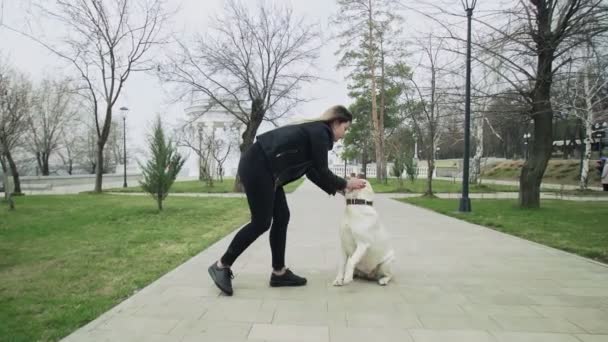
[436,146,441,160]
[459,0,476,213]
[120,106,129,188]
[523,133,531,160]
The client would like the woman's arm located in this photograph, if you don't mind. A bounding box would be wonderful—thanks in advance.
[307,126,347,195]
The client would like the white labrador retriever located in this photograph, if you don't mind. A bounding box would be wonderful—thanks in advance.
[333,179,395,286]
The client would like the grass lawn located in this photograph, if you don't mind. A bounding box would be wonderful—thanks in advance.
[106,177,305,194]
[482,159,603,187]
[400,197,608,264]
[367,178,521,193]
[0,194,249,342]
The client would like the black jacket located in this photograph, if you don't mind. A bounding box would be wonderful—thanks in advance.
[255,121,347,195]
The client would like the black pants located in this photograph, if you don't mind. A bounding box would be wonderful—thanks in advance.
[221,142,290,271]
[603,184,608,191]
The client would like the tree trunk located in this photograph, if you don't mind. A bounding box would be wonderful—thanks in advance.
[157,193,163,211]
[580,118,592,190]
[5,150,22,195]
[36,151,51,176]
[519,78,553,207]
[94,141,105,193]
[470,116,484,184]
[426,154,434,196]
[579,71,595,190]
[361,149,368,178]
[94,106,113,193]
[1,156,8,200]
[379,41,387,184]
[366,0,382,183]
[42,151,50,176]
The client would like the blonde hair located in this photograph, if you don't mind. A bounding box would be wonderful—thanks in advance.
[291,105,353,125]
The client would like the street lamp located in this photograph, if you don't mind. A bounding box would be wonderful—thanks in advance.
[436,146,441,160]
[120,106,129,188]
[459,0,476,213]
[523,133,531,160]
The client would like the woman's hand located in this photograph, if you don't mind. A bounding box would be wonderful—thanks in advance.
[346,178,366,191]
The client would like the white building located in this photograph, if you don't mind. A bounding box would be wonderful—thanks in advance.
[184,101,244,178]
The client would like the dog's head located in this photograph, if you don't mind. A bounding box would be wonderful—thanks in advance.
[345,179,374,202]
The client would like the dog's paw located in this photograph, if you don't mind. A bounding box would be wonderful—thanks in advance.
[332,277,344,286]
[378,277,390,286]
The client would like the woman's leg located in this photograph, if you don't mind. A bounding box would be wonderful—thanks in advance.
[269,186,289,271]
[267,185,306,287]
[220,147,275,267]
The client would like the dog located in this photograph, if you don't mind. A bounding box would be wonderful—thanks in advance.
[333,178,395,286]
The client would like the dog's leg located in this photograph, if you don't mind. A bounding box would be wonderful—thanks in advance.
[332,249,348,286]
[377,261,393,286]
[343,243,369,285]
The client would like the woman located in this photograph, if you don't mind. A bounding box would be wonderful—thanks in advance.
[208,105,366,296]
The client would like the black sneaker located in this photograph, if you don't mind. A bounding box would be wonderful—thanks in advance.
[208,262,234,296]
[269,268,307,287]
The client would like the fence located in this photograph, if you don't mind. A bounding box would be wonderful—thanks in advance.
[329,163,432,179]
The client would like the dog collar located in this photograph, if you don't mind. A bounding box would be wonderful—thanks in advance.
[346,199,373,206]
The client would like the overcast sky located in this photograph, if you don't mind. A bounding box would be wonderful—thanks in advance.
[0,0,487,175]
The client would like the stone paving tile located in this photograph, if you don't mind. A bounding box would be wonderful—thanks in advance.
[330,327,414,342]
[491,332,582,342]
[248,323,329,342]
[199,298,275,323]
[96,315,181,335]
[408,329,497,342]
[170,320,253,340]
[460,303,543,317]
[490,315,586,333]
[417,313,503,331]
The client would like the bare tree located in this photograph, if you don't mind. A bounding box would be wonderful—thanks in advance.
[554,38,608,189]
[71,121,101,174]
[393,36,454,196]
[159,0,321,191]
[8,0,171,191]
[469,52,509,184]
[26,77,77,175]
[56,112,87,175]
[211,138,232,183]
[56,137,76,175]
[0,62,31,195]
[176,123,218,187]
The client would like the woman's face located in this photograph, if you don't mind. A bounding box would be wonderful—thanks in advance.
[332,121,351,141]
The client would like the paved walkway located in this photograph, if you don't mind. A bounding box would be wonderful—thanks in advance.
[62,180,608,342]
